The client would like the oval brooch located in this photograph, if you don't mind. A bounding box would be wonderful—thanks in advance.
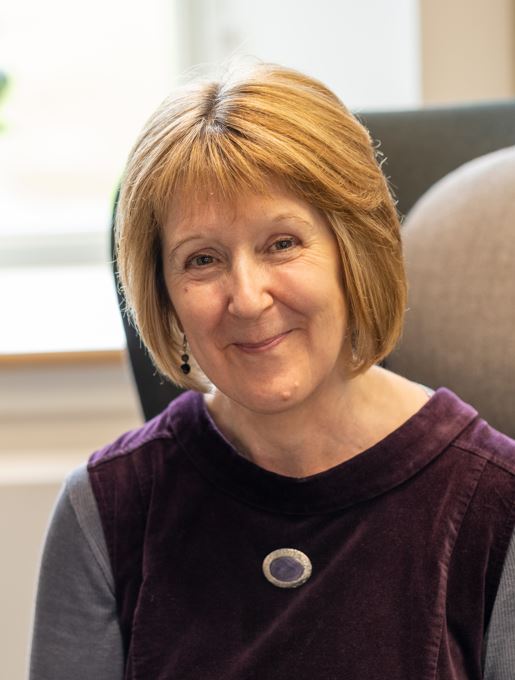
[262,548,312,588]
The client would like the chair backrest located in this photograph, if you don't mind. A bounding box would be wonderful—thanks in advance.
[112,100,515,421]
[358,100,515,217]
[386,146,515,437]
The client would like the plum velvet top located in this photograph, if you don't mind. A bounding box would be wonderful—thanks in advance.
[30,388,515,680]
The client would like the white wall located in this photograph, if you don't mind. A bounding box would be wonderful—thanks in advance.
[1,482,64,680]
[183,0,421,110]
[0,359,142,680]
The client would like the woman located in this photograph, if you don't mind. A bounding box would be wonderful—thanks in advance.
[30,63,515,679]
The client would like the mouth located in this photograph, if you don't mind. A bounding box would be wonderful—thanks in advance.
[233,331,292,353]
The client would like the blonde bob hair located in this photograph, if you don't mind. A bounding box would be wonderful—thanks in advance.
[115,62,406,391]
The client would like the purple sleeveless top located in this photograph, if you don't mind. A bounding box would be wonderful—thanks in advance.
[88,388,515,680]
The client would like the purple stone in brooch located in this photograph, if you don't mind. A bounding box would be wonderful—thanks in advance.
[262,548,312,588]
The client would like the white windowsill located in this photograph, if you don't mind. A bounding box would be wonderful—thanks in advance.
[0,263,126,355]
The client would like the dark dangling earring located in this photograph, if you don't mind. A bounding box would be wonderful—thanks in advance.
[180,335,191,375]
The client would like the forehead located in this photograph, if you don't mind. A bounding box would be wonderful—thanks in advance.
[163,186,325,242]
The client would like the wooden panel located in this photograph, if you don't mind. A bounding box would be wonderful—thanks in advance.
[0,349,125,367]
[420,0,515,103]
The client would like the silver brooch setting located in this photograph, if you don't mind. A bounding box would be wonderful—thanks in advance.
[262,548,312,588]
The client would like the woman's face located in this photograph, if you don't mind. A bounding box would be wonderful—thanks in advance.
[162,186,352,414]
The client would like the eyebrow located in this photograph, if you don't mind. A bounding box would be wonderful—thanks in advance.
[167,212,314,258]
[271,213,313,227]
[168,235,208,258]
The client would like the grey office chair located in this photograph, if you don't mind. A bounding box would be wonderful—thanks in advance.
[386,145,515,437]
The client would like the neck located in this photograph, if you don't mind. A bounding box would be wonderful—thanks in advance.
[205,366,412,478]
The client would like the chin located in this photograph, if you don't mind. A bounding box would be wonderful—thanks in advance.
[223,379,308,416]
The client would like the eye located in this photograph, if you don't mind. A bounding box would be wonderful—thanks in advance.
[270,237,298,252]
[186,254,215,268]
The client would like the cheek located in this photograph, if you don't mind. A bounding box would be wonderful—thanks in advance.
[172,283,226,337]
[280,265,345,314]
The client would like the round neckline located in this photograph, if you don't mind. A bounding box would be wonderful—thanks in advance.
[169,388,478,515]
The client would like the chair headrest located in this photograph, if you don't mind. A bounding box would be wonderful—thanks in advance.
[387,146,515,437]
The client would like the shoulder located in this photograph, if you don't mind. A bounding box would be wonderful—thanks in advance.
[452,408,515,477]
[37,463,114,591]
[441,390,515,544]
[88,390,202,470]
[419,386,515,475]
[31,465,123,680]
[86,390,207,529]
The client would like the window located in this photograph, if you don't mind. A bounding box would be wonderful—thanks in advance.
[1,0,420,355]
[0,0,181,353]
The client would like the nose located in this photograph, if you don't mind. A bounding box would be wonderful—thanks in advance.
[226,256,274,319]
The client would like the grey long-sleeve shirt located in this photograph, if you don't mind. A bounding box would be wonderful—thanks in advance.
[29,463,515,679]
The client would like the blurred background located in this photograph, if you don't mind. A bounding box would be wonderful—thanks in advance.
[1,0,514,677]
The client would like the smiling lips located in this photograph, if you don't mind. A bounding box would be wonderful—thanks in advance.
[233,331,291,353]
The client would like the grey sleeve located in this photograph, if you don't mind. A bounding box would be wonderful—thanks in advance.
[483,524,515,679]
[29,464,124,680]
